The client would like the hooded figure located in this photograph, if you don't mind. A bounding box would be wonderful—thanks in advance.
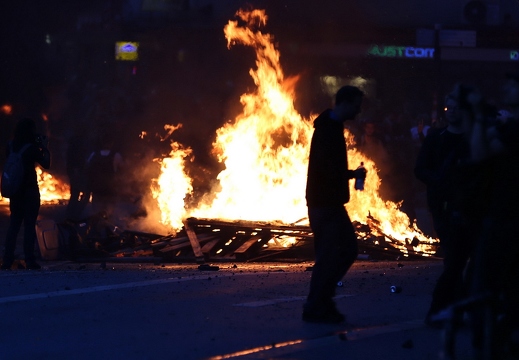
[303,85,365,324]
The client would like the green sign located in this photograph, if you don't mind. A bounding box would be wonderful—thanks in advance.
[368,45,435,59]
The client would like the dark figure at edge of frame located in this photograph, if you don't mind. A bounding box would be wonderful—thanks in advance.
[1,118,51,270]
[414,85,485,328]
[467,74,519,357]
[303,85,366,324]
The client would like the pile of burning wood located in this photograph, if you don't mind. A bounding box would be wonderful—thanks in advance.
[48,214,439,263]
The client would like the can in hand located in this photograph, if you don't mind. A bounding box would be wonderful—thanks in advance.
[390,285,402,293]
[354,162,366,191]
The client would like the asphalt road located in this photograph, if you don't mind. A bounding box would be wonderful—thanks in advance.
[0,204,475,359]
[0,259,458,360]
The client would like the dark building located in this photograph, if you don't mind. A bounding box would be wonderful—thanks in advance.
[1,0,519,173]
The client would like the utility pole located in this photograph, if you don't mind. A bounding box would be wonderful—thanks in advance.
[434,23,443,125]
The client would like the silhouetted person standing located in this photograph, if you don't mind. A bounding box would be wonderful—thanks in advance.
[467,75,519,355]
[1,118,50,270]
[303,85,365,324]
[415,85,479,326]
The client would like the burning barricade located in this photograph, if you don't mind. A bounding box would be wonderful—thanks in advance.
[22,8,439,263]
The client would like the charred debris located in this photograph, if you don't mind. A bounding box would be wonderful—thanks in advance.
[39,212,439,263]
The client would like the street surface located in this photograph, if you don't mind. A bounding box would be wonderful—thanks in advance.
[0,205,474,359]
[0,259,477,359]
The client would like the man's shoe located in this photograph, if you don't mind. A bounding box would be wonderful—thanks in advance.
[25,261,41,270]
[302,308,346,324]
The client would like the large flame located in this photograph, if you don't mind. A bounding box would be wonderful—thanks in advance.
[153,8,436,255]
[189,9,313,223]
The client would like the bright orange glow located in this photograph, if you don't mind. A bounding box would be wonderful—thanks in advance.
[150,124,193,230]
[189,8,313,224]
[151,8,437,255]
[36,167,70,204]
[1,167,70,205]
[1,104,12,115]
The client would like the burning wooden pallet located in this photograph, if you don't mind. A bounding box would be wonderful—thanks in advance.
[145,218,313,263]
[106,217,437,262]
[55,215,438,263]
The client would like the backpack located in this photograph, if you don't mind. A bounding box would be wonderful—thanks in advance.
[1,143,31,198]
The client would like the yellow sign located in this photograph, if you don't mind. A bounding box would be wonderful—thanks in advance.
[115,42,139,61]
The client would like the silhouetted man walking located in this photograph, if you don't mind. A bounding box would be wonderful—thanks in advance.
[303,85,365,324]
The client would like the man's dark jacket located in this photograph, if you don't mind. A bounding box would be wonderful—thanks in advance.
[306,110,356,207]
[414,126,488,218]
[6,141,50,194]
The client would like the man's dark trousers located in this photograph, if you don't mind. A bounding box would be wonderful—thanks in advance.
[305,206,358,311]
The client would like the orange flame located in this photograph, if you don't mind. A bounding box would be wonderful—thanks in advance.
[1,167,70,205]
[36,167,70,203]
[189,9,312,224]
[152,8,437,255]
[150,124,193,230]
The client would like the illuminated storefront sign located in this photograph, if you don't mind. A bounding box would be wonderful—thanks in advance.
[368,45,435,59]
[115,42,139,61]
